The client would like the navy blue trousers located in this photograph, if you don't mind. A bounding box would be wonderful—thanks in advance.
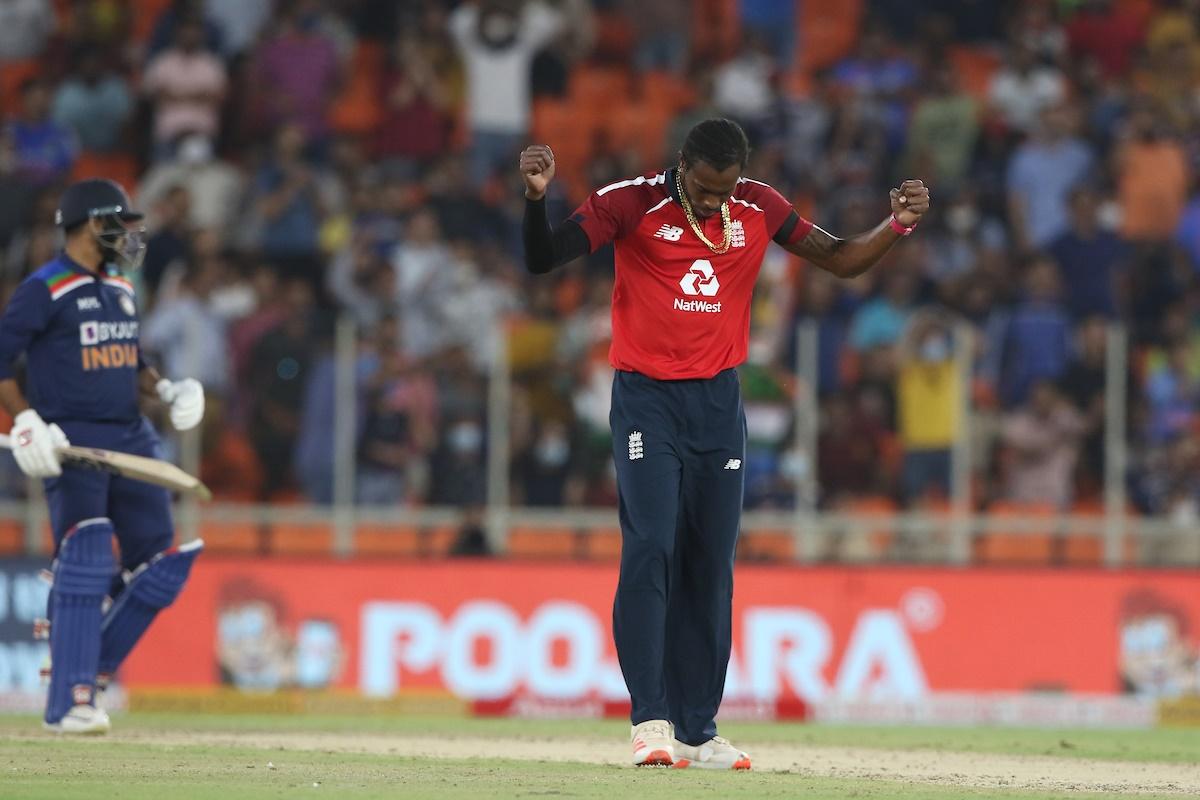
[610,368,745,746]
[45,417,174,566]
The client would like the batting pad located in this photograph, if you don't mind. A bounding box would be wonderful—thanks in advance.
[46,518,115,724]
[99,539,204,676]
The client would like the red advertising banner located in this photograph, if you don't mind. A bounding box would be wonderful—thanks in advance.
[121,559,1200,705]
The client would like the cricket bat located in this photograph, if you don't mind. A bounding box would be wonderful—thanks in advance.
[0,435,212,501]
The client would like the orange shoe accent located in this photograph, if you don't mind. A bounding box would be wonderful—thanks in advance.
[637,750,673,767]
[732,757,752,770]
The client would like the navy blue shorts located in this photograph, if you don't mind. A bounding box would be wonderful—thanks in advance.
[44,417,173,570]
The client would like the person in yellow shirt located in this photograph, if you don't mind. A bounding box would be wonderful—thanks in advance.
[896,311,961,504]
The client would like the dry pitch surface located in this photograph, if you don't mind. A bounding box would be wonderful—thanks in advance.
[1,713,1198,799]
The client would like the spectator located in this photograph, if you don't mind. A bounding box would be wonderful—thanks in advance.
[0,0,54,61]
[896,312,960,504]
[1048,185,1128,320]
[142,14,228,158]
[621,0,688,74]
[513,420,573,506]
[1116,105,1189,242]
[849,268,918,352]
[6,77,78,187]
[1176,176,1200,273]
[903,62,978,190]
[140,184,193,295]
[206,0,274,59]
[247,278,317,499]
[1145,341,1200,445]
[246,123,336,272]
[1001,379,1087,509]
[987,39,1067,135]
[1060,316,1110,493]
[817,392,887,506]
[51,47,133,154]
[373,31,460,164]
[1007,105,1094,252]
[248,0,342,141]
[1066,0,1147,81]
[712,34,777,137]
[390,209,462,360]
[1002,256,1071,407]
[142,252,232,395]
[137,133,244,233]
[449,0,565,186]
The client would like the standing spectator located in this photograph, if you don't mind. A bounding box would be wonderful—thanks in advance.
[1001,380,1087,509]
[449,0,565,186]
[1066,0,1147,81]
[51,47,133,154]
[5,77,78,187]
[142,15,228,158]
[1048,185,1128,320]
[1175,175,1200,273]
[1007,105,1094,252]
[621,0,688,74]
[903,63,978,190]
[137,133,244,233]
[248,0,342,142]
[1002,256,1071,407]
[817,392,887,506]
[247,278,316,499]
[987,40,1067,135]
[711,34,777,138]
[390,209,461,360]
[246,123,336,274]
[1145,341,1200,446]
[140,184,193,296]
[206,0,274,59]
[829,25,918,146]
[0,0,54,61]
[849,268,919,352]
[513,419,573,506]
[896,313,960,504]
[1116,105,1189,242]
[1060,316,1110,493]
[373,31,460,165]
[141,254,232,396]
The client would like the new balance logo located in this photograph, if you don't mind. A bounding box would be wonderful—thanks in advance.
[628,431,644,461]
[77,297,101,311]
[724,459,741,470]
[730,220,745,248]
[654,224,684,241]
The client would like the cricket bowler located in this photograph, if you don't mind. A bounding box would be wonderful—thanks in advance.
[521,119,929,767]
[0,179,206,733]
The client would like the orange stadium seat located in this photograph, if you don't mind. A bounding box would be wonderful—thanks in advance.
[507,526,578,559]
[199,522,261,555]
[583,527,623,560]
[268,523,334,556]
[328,41,384,136]
[973,501,1056,565]
[569,66,631,108]
[0,60,39,115]
[838,495,898,558]
[739,528,795,562]
[948,46,1002,99]
[798,0,863,72]
[691,0,740,61]
[355,524,422,557]
[71,151,140,194]
[0,520,23,556]
[1063,499,1136,566]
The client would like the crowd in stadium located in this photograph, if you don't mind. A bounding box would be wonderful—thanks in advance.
[0,0,1198,521]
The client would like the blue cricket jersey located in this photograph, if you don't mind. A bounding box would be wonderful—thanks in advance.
[0,253,144,423]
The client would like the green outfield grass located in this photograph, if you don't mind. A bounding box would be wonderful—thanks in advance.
[1,713,1196,800]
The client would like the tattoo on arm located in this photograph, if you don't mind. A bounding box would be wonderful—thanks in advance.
[788,225,844,263]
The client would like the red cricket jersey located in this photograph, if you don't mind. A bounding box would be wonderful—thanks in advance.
[570,169,812,380]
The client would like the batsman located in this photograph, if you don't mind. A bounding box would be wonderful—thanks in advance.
[0,179,206,733]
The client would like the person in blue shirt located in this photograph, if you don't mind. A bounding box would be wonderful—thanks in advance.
[0,179,206,734]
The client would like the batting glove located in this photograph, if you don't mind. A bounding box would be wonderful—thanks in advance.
[10,409,69,478]
[156,378,205,431]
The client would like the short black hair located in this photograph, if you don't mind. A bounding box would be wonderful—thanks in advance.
[681,118,750,172]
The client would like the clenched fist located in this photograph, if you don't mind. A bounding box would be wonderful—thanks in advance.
[890,180,931,227]
[520,145,556,200]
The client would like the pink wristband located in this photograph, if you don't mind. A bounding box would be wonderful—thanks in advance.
[890,214,916,236]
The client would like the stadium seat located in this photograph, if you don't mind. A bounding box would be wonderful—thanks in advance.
[355,524,422,558]
[0,59,40,115]
[948,46,1002,99]
[198,522,261,555]
[834,496,898,561]
[506,526,579,559]
[798,0,863,72]
[71,152,140,195]
[0,520,23,555]
[738,528,795,562]
[583,527,623,560]
[1063,500,1136,566]
[569,67,632,109]
[268,523,334,556]
[328,41,384,135]
[973,502,1056,565]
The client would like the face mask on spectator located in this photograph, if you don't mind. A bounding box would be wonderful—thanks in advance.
[945,204,978,235]
[535,435,569,467]
[449,422,483,454]
[919,335,950,362]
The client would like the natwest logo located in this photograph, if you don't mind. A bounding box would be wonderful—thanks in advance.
[679,259,719,297]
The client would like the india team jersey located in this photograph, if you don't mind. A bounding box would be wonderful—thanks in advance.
[571,168,812,380]
[0,254,143,422]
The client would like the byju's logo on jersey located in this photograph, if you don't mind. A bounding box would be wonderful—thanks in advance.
[654,224,684,241]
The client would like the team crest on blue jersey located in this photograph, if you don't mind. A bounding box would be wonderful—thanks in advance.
[118,293,136,317]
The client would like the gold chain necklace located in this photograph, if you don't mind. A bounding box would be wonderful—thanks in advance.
[676,169,732,254]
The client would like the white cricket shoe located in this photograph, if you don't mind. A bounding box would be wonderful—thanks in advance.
[672,736,751,770]
[631,719,674,766]
[44,704,111,735]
